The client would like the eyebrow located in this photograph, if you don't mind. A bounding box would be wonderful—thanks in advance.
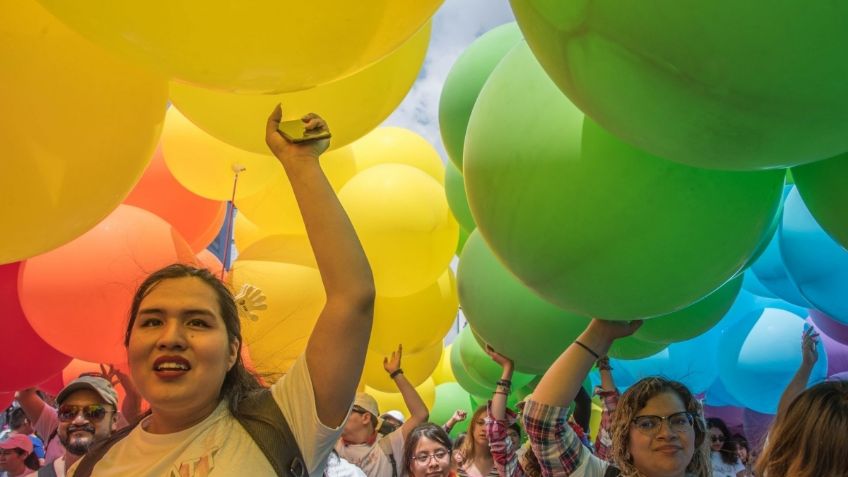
[137,307,217,318]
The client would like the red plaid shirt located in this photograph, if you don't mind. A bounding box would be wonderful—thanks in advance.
[592,388,620,462]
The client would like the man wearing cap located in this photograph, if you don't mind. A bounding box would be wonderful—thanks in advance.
[0,434,39,477]
[18,376,119,477]
[336,345,429,477]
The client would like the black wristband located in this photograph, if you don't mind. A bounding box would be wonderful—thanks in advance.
[496,379,512,388]
[574,340,600,359]
[389,369,404,379]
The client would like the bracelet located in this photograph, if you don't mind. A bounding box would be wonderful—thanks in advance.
[389,369,404,379]
[493,391,508,396]
[574,340,600,359]
[496,379,512,388]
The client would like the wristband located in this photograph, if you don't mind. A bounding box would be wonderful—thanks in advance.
[574,340,600,359]
[496,379,512,388]
[389,369,404,379]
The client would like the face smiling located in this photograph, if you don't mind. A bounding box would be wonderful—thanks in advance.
[57,389,116,456]
[409,436,451,477]
[709,427,725,452]
[128,277,238,419]
[628,391,696,477]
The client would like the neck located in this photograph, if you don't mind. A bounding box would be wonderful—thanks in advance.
[146,399,221,434]
[65,451,83,469]
[344,426,376,445]
[6,463,27,477]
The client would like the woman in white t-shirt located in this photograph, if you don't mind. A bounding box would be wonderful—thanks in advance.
[706,418,745,477]
[68,106,375,476]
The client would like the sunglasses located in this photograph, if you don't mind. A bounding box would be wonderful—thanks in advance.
[711,435,726,443]
[57,404,112,423]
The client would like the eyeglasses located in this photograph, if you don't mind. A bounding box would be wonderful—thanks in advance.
[631,411,694,435]
[412,449,450,465]
[57,404,112,423]
[711,435,726,443]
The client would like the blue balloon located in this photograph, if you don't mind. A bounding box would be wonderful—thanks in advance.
[741,269,777,299]
[781,187,848,323]
[705,377,744,407]
[717,307,828,414]
[750,187,811,308]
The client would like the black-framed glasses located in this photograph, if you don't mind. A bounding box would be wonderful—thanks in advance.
[57,404,112,423]
[631,411,694,435]
[412,449,450,465]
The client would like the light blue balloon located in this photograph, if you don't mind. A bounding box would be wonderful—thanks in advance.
[741,269,777,299]
[717,307,828,414]
[750,186,811,308]
[705,377,744,407]
[781,187,848,323]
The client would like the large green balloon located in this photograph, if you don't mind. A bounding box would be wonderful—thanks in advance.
[458,230,590,374]
[430,382,475,437]
[446,161,476,232]
[792,152,848,250]
[609,336,668,361]
[463,42,784,320]
[439,22,522,168]
[450,336,496,397]
[635,275,743,344]
[509,1,848,170]
[457,325,536,390]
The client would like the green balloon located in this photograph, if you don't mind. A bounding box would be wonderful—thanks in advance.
[635,275,743,344]
[457,226,470,255]
[450,336,496,397]
[458,230,590,374]
[439,22,523,168]
[510,1,848,170]
[446,161,476,232]
[463,42,784,320]
[609,336,668,360]
[431,382,475,437]
[792,152,848,250]
[457,325,535,390]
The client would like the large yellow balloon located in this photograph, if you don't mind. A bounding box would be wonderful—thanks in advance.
[431,344,457,385]
[339,164,459,297]
[0,0,167,264]
[363,342,443,393]
[162,108,282,200]
[229,259,325,376]
[235,146,357,234]
[233,213,267,253]
[238,234,317,269]
[365,378,437,418]
[36,0,442,93]
[170,23,431,154]
[353,128,446,184]
[370,269,458,355]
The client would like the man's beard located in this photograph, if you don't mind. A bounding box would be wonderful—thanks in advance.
[60,424,97,455]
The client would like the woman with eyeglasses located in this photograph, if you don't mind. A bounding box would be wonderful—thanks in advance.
[706,418,744,477]
[521,318,711,477]
[402,424,455,477]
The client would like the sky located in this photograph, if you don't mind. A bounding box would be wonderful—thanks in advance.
[382,0,516,161]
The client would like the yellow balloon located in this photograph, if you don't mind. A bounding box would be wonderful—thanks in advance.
[235,146,357,234]
[229,259,326,376]
[431,344,457,385]
[363,342,443,393]
[170,23,431,154]
[353,128,446,184]
[339,164,459,297]
[365,378,437,418]
[370,269,458,356]
[162,107,282,200]
[0,0,167,264]
[36,0,442,93]
[589,399,603,441]
[238,234,317,269]
[233,213,267,253]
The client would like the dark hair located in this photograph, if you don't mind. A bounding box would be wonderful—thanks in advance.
[22,449,40,471]
[452,432,466,450]
[402,423,453,473]
[732,433,749,453]
[707,417,739,465]
[508,422,522,443]
[125,264,263,416]
[9,407,28,430]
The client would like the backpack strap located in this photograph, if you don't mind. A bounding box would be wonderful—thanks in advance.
[37,460,58,477]
[604,465,621,477]
[236,389,307,477]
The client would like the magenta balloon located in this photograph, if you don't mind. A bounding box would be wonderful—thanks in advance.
[0,262,72,391]
[742,408,775,451]
[704,405,744,436]
[810,309,848,346]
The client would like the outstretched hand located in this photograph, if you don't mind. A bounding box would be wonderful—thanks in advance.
[384,345,403,374]
[587,318,643,342]
[485,345,514,369]
[801,326,819,367]
[450,409,467,423]
[265,104,330,162]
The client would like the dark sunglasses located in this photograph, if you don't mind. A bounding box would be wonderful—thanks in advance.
[57,404,112,423]
[711,435,726,443]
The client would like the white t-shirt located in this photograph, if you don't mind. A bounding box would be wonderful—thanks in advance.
[334,428,404,477]
[710,451,744,477]
[68,354,343,477]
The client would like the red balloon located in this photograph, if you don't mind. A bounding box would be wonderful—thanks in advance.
[19,205,197,363]
[0,262,71,392]
[0,391,13,411]
[38,372,64,396]
[124,145,227,252]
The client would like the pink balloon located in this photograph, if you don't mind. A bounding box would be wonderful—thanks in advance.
[704,405,745,436]
[0,262,71,392]
[807,317,848,377]
[743,408,775,452]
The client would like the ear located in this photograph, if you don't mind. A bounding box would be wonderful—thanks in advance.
[227,339,240,371]
[111,413,119,432]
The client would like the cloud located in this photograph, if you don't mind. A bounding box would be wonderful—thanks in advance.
[382,0,515,160]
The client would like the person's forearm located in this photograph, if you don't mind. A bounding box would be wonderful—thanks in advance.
[599,369,616,392]
[16,388,45,424]
[491,363,514,421]
[394,373,429,424]
[777,362,814,416]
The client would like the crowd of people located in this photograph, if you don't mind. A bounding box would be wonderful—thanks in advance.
[2,107,847,477]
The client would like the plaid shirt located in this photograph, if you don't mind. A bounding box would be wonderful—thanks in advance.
[593,388,621,462]
[522,400,610,477]
[484,401,525,477]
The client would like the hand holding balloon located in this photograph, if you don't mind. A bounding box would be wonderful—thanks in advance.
[801,326,820,369]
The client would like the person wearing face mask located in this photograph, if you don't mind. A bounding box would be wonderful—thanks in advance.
[402,424,455,477]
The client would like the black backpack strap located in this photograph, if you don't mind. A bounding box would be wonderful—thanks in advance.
[604,465,621,477]
[37,461,58,477]
[72,417,141,477]
[236,389,307,477]
[387,450,398,477]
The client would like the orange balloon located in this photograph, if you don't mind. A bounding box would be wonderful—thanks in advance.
[195,249,225,278]
[125,145,227,252]
[20,205,197,363]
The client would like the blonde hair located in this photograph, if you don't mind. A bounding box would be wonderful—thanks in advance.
[609,377,711,477]
[458,405,488,468]
[755,380,848,477]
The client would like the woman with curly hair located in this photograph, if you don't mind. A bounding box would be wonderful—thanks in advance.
[521,319,711,477]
